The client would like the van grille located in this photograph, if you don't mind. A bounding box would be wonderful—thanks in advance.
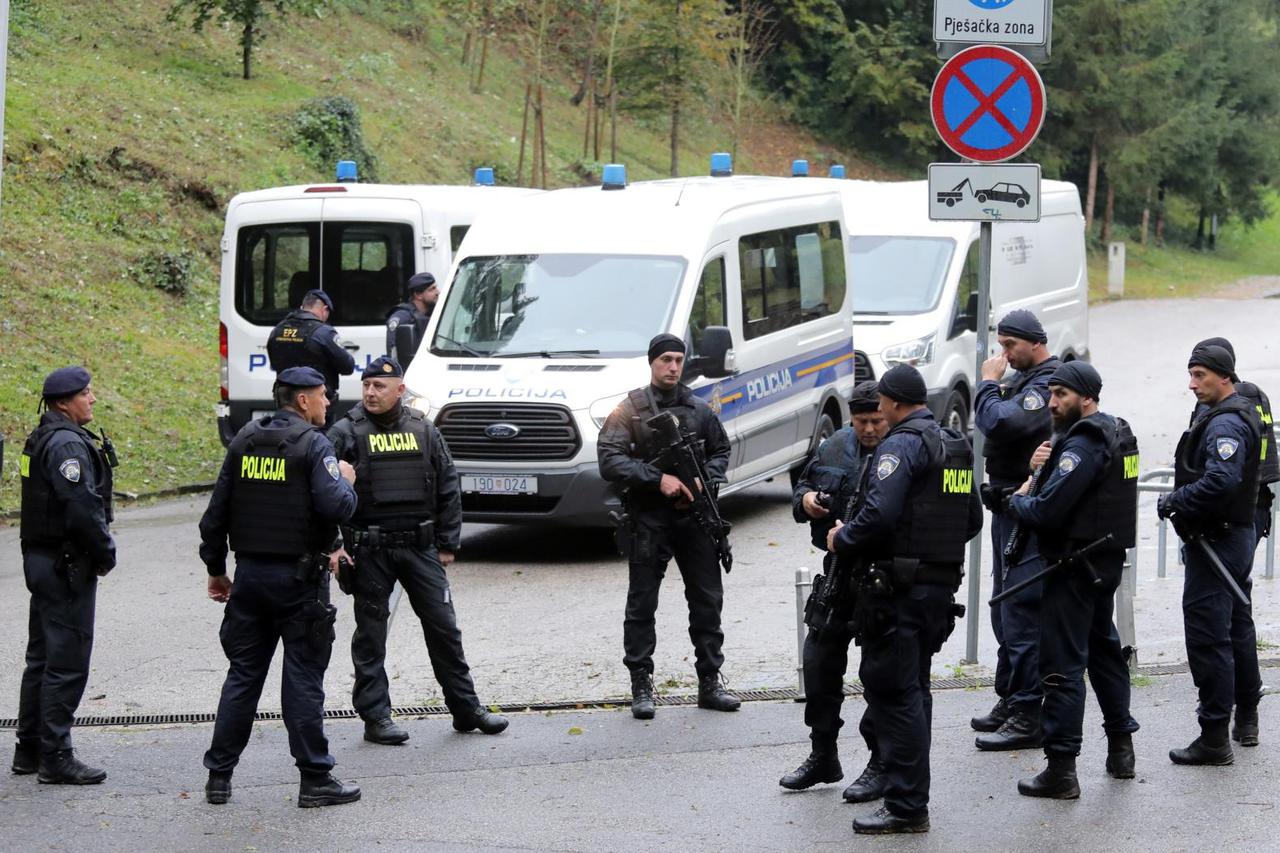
[854,351,875,383]
[436,404,581,461]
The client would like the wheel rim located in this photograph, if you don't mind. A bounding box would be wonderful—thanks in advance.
[947,405,965,432]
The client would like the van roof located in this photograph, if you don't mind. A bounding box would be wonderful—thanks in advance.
[225,182,538,209]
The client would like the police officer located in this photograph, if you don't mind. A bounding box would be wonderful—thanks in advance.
[386,272,438,362]
[598,333,739,720]
[267,289,356,425]
[14,367,117,784]
[199,367,361,807]
[826,365,981,835]
[1000,363,1141,798]
[779,381,891,801]
[327,356,507,744]
[972,309,1060,749]
[1158,343,1264,765]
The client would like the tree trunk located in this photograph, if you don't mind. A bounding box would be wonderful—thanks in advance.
[517,84,531,186]
[241,19,253,80]
[602,0,622,164]
[1140,187,1151,245]
[670,0,682,177]
[1101,173,1114,243]
[1194,209,1206,250]
[1155,187,1166,244]
[1084,136,1099,235]
[670,99,680,177]
[572,0,604,107]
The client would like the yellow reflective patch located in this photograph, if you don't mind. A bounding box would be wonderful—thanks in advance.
[1123,453,1140,480]
[19,453,30,478]
[239,455,287,482]
[368,432,420,454]
[942,467,973,494]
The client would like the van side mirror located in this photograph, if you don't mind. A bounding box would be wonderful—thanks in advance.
[951,292,978,339]
[693,326,735,379]
[395,323,419,369]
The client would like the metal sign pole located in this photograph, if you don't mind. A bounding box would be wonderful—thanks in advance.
[963,220,993,664]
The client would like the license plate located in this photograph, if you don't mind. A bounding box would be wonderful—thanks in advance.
[461,475,538,495]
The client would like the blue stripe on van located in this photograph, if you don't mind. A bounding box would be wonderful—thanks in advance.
[692,341,854,420]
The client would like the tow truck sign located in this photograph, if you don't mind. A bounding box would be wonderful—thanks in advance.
[928,162,1041,222]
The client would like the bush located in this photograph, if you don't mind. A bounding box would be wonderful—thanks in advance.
[289,96,379,181]
[131,251,194,296]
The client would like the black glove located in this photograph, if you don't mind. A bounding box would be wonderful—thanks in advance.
[979,483,1013,513]
[1156,493,1173,520]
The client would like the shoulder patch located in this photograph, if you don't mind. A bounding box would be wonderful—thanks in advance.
[1057,451,1081,474]
[324,455,341,480]
[1022,391,1046,411]
[1217,437,1240,460]
[387,316,401,331]
[876,453,901,480]
[58,458,82,482]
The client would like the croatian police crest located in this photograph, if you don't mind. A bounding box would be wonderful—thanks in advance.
[324,456,341,480]
[1058,451,1080,474]
[1217,438,1239,460]
[876,454,901,480]
[1022,391,1045,411]
[58,459,81,482]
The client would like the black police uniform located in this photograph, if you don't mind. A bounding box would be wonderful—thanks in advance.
[1191,379,1279,544]
[1163,393,1263,737]
[597,383,732,686]
[385,302,430,361]
[1005,413,1141,775]
[327,401,496,731]
[17,410,116,776]
[199,409,357,783]
[973,355,1059,727]
[832,409,981,824]
[267,309,357,415]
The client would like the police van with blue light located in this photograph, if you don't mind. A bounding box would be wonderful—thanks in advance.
[401,155,858,525]
[216,162,539,444]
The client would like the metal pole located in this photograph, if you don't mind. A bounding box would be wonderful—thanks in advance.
[1157,517,1168,579]
[963,220,993,664]
[0,0,10,213]
[795,567,812,699]
[1267,482,1277,580]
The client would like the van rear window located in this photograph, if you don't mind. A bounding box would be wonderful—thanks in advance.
[235,221,415,326]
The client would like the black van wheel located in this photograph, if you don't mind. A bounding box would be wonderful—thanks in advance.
[790,412,837,488]
[943,390,969,433]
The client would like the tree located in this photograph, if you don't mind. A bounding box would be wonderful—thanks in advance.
[167,0,323,80]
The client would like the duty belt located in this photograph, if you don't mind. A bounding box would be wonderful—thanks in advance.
[915,563,962,589]
[342,522,433,550]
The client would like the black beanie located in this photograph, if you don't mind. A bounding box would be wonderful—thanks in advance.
[997,309,1048,345]
[647,334,686,363]
[1048,362,1103,400]
[849,380,881,414]
[1188,343,1235,379]
[877,364,928,405]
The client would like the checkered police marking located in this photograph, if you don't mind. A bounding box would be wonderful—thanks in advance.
[1058,451,1080,475]
[325,456,341,480]
[1217,438,1239,460]
[1022,391,1045,411]
[59,459,81,482]
[877,454,901,480]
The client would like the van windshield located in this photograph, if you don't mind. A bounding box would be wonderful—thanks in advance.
[432,254,686,358]
[850,236,955,314]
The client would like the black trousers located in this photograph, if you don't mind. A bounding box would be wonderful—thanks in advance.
[1038,550,1139,756]
[1183,525,1262,725]
[17,548,97,756]
[859,584,952,818]
[350,545,481,722]
[623,511,725,679]
[989,511,1045,714]
[802,626,875,757]
[204,558,335,777]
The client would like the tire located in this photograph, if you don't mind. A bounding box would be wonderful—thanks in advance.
[1016,198,1026,208]
[976,193,988,203]
[943,389,969,434]
[946,198,956,207]
[790,411,837,488]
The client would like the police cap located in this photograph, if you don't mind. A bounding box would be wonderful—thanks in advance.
[42,366,92,399]
[303,289,334,311]
[877,364,928,405]
[362,356,404,380]
[849,380,881,414]
[276,366,326,388]
[406,272,437,295]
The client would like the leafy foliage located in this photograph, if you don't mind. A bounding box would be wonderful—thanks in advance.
[289,95,380,181]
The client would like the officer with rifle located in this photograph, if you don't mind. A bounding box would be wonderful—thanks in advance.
[1158,342,1264,765]
[779,381,891,802]
[327,356,507,745]
[598,334,739,720]
[996,362,1141,798]
[826,365,982,835]
[198,366,361,808]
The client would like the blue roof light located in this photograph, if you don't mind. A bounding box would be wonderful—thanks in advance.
[336,160,358,183]
[829,164,846,179]
[710,152,733,177]
[473,167,495,186]
[601,163,627,190]
[791,159,809,177]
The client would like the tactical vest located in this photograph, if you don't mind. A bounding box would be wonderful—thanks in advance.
[627,386,697,467]
[266,312,326,373]
[348,407,433,525]
[1236,381,1280,485]
[227,415,321,555]
[1039,415,1139,560]
[806,429,870,549]
[884,419,974,564]
[983,358,1060,484]
[19,421,113,545]
[1174,395,1262,526]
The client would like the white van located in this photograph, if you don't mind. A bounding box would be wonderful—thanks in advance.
[831,179,1089,432]
[216,166,539,444]
[402,166,857,526]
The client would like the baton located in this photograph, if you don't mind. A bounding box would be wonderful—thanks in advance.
[1191,536,1251,607]
[386,582,405,632]
[990,534,1113,605]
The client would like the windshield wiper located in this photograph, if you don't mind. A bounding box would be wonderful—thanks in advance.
[493,349,602,358]
[431,335,489,358]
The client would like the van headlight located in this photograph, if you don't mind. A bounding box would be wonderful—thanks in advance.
[403,390,433,420]
[882,334,936,367]
[590,394,626,429]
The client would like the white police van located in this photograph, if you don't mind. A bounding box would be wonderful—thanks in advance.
[216,163,539,444]
[402,157,858,526]
[832,178,1089,432]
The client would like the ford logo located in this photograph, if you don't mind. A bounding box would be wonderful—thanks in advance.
[484,422,521,440]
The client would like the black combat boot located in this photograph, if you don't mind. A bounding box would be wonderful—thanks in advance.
[1232,705,1260,747]
[975,710,1043,751]
[1105,733,1136,779]
[842,757,887,803]
[852,805,929,835]
[1170,721,1234,766]
[11,741,38,776]
[37,750,107,785]
[779,750,843,790]
[453,710,509,735]
[364,717,410,745]
[205,771,232,805]
[631,671,656,720]
[297,773,362,808]
[1017,753,1081,799]
[697,674,741,712]
[971,697,1012,733]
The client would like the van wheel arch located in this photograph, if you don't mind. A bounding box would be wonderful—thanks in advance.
[789,394,844,487]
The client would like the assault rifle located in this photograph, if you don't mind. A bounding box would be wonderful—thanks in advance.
[1003,443,1054,572]
[647,411,733,573]
[990,534,1112,605]
[803,461,869,635]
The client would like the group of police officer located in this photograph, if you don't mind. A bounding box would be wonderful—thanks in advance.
[12,293,1275,832]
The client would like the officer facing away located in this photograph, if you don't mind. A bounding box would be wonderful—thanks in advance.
[827,364,982,835]
[972,309,1060,749]
[14,367,118,785]
[1001,362,1141,798]
[198,366,361,808]
[598,333,739,720]
[780,381,893,802]
[386,272,438,362]
[327,356,507,744]
[1158,343,1264,765]
[267,289,356,424]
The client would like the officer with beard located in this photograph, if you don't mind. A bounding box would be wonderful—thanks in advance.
[779,381,892,801]
[386,273,439,362]
[1000,362,1140,798]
